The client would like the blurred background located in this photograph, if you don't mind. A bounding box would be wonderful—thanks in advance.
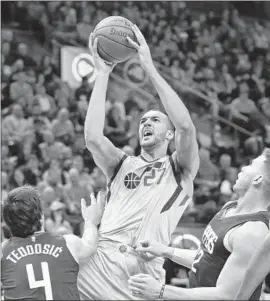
[1,1,270,295]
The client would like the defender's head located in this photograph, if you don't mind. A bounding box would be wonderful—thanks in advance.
[139,110,174,150]
[233,148,270,198]
[3,186,43,238]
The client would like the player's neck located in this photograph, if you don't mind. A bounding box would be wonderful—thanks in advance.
[236,190,268,214]
[141,147,167,161]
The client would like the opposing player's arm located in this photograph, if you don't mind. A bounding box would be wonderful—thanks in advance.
[135,240,197,269]
[128,25,199,179]
[234,231,270,300]
[85,34,125,179]
[64,192,106,263]
[161,221,268,300]
[64,222,98,264]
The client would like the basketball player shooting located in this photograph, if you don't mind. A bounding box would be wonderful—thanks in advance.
[128,149,270,300]
[1,186,106,300]
[77,24,199,300]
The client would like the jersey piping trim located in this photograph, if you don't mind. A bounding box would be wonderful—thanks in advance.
[169,155,182,183]
[106,154,128,203]
[160,156,185,213]
[139,155,165,163]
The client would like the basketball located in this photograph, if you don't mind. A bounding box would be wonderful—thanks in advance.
[92,16,137,64]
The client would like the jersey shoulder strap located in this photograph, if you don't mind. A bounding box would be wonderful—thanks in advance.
[1,239,10,255]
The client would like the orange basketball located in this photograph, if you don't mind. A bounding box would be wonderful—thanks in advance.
[92,16,137,64]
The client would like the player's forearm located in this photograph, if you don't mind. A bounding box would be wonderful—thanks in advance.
[234,236,270,299]
[84,72,109,145]
[146,65,193,131]
[80,221,98,260]
[164,247,197,269]
[163,285,228,300]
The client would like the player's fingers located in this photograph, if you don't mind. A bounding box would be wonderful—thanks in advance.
[97,191,106,208]
[92,37,103,62]
[134,246,149,253]
[128,284,142,295]
[130,274,149,282]
[90,193,97,205]
[89,33,94,53]
[93,38,99,55]
[81,198,86,213]
[132,24,145,45]
[128,279,145,287]
[126,36,139,50]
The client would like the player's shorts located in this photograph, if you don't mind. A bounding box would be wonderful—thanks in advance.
[78,240,165,300]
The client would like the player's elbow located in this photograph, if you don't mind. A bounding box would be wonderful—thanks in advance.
[179,120,196,134]
[216,286,235,300]
[79,244,97,263]
[85,133,103,151]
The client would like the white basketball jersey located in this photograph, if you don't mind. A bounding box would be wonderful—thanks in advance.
[99,154,193,246]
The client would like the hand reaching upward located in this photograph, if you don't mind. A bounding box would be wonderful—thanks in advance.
[89,33,116,74]
[127,24,155,73]
[81,191,106,226]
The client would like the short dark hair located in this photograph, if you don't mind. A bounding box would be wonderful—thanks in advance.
[3,186,43,238]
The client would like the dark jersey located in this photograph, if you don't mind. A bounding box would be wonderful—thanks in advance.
[1,232,80,300]
[189,201,269,300]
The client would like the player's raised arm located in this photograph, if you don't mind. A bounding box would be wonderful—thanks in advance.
[234,231,270,300]
[64,192,106,263]
[85,34,125,179]
[127,25,199,179]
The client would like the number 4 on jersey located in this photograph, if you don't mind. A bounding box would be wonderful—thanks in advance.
[26,262,53,300]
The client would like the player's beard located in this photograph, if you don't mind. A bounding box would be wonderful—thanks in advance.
[140,135,156,148]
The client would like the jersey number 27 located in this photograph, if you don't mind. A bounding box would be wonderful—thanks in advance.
[26,262,53,300]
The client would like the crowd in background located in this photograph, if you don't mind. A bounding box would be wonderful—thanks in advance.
[2,1,270,237]
[1,1,270,293]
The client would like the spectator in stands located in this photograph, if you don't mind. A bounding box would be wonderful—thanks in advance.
[39,130,65,163]
[1,172,9,202]
[9,168,26,190]
[16,43,37,68]
[39,55,57,83]
[90,167,107,195]
[42,159,64,187]
[126,105,142,137]
[51,108,75,145]
[21,154,40,186]
[9,71,33,103]
[46,73,63,97]
[105,102,129,147]
[219,153,232,180]
[2,104,29,147]
[34,85,57,118]
[194,147,221,204]
[64,168,91,208]
[229,82,257,128]
[243,135,264,163]
[75,76,92,101]
[45,200,73,234]
[71,155,93,193]
[219,166,238,206]
[2,42,15,67]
